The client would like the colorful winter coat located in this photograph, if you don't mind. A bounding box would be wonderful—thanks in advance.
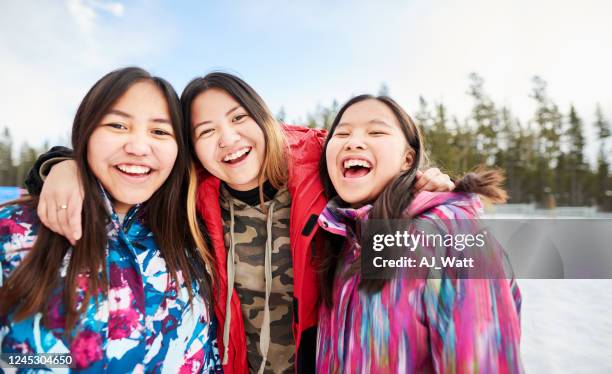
[316,191,523,373]
[0,189,222,373]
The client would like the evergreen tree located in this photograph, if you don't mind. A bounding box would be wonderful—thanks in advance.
[467,73,499,166]
[0,127,16,186]
[530,76,563,204]
[427,102,454,171]
[565,105,587,205]
[276,106,287,123]
[306,100,339,129]
[498,107,523,201]
[378,83,390,96]
[451,117,479,174]
[594,104,611,209]
[415,96,432,131]
[14,142,38,188]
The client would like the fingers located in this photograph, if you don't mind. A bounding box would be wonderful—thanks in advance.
[414,168,441,191]
[445,179,456,191]
[45,199,61,235]
[414,167,454,193]
[56,204,72,245]
[430,171,455,192]
[413,170,428,191]
[416,178,438,193]
[37,198,48,229]
[67,191,83,243]
[36,160,82,244]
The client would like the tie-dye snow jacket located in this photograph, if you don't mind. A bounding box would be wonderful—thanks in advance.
[0,190,222,373]
[316,191,523,373]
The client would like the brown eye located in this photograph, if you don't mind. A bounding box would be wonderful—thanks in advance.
[198,128,214,138]
[106,123,126,130]
[233,114,248,122]
[152,129,172,136]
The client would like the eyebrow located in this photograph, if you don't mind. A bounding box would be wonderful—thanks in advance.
[336,119,393,128]
[368,119,393,127]
[105,109,171,124]
[193,105,243,129]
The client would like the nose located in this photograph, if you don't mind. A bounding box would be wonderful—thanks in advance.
[344,133,367,151]
[124,133,152,156]
[218,124,241,148]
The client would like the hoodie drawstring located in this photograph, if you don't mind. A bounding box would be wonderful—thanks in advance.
[223,199,276,374]
[222,199,236,365]
[258,201,275,374]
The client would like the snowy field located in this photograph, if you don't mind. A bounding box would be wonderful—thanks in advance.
[520,280,612,373]
[487,207,612,373]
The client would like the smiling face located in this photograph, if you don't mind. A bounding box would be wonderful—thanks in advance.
[87,80,178,214]
[326,99,415,206]
[190,88,266,191]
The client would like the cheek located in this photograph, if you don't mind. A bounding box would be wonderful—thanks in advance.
[158,141,179,172]
[376,141,407,172]
[250,123,266,158]
[325,141,341,175]
[194,139,217,171]
[86,131,111,172]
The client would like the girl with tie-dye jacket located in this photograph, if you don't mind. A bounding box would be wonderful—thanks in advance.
[0,67,221,373]
[315,94,523,373]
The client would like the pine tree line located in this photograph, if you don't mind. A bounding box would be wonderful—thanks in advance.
[0,127,47,189]
[1,73,610,210]
[301,74,611,210]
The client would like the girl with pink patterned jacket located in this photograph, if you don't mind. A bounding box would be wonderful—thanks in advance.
[315,94,523,373]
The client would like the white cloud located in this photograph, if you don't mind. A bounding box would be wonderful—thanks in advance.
[67,0,125,35]
[96,1,125,17]
[0,0,173,154]
[67,0,97,34]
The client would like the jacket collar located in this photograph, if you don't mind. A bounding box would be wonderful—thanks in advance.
[99,183,142,235]
[318,196,373,238]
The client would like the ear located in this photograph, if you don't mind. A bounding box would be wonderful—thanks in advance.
[400,148,414,171]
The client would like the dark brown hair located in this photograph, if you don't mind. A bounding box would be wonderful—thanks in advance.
[317,95,508,305]
[0,67,212,333]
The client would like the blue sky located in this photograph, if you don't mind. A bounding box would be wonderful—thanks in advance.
[1,0,610,162]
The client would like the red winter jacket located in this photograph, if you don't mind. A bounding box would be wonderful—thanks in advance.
[195,125,328,373]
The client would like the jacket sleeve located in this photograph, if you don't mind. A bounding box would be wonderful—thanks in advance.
[24,146,74,196]
[204,316,224,373]
[311,127,327,148]
[0,204,36,287]
[420,205,523,373]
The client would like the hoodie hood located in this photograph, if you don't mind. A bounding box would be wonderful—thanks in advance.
[407,191,483,219]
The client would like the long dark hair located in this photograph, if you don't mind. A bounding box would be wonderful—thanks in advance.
[0,67,212,334]
[317,95,508,305]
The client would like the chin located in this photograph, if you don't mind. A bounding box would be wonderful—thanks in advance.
[116,192,155,206]
[338,192,369,206]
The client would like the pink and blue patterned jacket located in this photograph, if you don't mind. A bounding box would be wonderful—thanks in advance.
[316,191,523,373]
[0,189,222,373]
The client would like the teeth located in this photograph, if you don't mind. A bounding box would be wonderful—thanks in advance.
[223,147,250,162]
[343,159,372,169]
[117,164,151,174]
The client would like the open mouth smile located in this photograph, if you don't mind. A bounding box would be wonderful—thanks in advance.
[342,158,373,178]
[115,163,153,177]
[222,146,252,165]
